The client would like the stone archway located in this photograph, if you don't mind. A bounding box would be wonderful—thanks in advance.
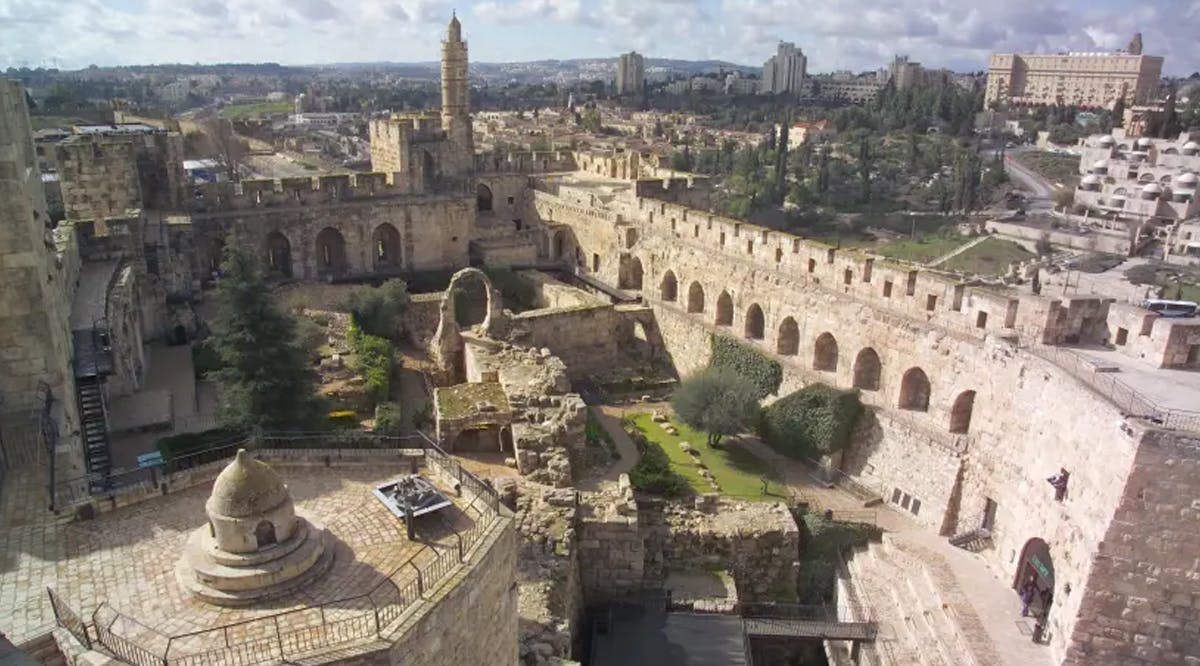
[744,303,764,340]
[315,227,347,277]
[254,520,276,549]
[430,268,504,383]
[949,390,976,433]
[716,291,733,326]
[266,232,291,278]
[899,367,931,411]
[813,332,838,372]
[372,223,402,271]
[660,270,678,302]
[853,348,881,391]
[687,281,705,314]
[777,317,799,355]
[476,183,494,211]
[1014,538,1055,621]
[619,255,644,290]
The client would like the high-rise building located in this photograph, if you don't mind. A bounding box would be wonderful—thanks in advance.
[616,51,645,96]
[985,38,1164,109]
[888,55,925,90]
[760,42,807,95]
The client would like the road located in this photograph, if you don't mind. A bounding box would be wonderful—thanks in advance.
[1003,150,1055,215]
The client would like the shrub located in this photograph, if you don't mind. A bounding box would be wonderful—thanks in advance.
[760,383,863,459]
[373,402,404,435]
[294,315,328,362]
[346,279,410,339]
[191,341,223,380]
[710,335,782,399]
[628,439,690,497]
[348,322,394,406]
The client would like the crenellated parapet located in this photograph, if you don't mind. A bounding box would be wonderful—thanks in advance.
[186,172,472,212]
[475,149,577,174]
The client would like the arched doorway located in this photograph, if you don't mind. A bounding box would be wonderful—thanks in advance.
[744,304,764,340]
[619,255,644,290]
[813,332,838,372]
[1014,538,1055,621]
[553,231,565,259]
[687,282,705,314]
[949,390,976,433]
[266,231,292,278]
[777,317,799,355]
[852,348,881,391]
[315,227,347,276]
[660,270,678,302]
[453,274,490,327]
[715,291,733,326]
[899,367,931,411]
[372,223,401,270]
[255,520,277,549]
[476,183,494,211]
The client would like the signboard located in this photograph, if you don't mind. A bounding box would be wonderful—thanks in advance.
[137,451,164,468]
[1030,554,1053,583]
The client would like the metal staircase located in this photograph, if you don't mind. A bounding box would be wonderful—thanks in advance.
[72,319,114,493]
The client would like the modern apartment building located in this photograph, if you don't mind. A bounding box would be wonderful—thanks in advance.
[985,45,1164,108]
[761,42,807,95]
[616,51,646,96]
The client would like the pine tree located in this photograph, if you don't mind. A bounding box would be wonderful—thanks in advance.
[211,245,322,431]
[858,135,872,204]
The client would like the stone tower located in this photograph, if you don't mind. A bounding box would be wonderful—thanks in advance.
[440,12,474,176]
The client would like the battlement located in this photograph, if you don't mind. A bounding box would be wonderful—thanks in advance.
[369,113,445,144]
[186,172,464,212]
[475,150,577,174]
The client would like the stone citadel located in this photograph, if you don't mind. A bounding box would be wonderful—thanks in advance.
[1,14,1199,666]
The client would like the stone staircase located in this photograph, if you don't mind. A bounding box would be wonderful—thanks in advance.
[18,632,68,666]
[842,535,979,666]
[926,234,991,268]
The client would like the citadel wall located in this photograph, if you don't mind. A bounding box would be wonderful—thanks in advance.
[56,131,185,221]
[523,180,1177,662]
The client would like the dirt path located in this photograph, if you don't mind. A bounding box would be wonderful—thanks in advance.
[576,404,642,492]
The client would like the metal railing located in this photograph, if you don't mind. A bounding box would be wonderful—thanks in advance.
[45,435,505,666]
[1028,344,1200,432]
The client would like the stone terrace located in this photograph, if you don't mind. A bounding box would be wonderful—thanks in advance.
[0,462,478,651]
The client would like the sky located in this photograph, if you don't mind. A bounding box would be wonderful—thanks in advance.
[1,0,1198,75]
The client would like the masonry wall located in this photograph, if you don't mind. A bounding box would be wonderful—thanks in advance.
[577,503,644,603]
[56,138,142,220]
[507,303,623,376]
[1065,426,1200,666]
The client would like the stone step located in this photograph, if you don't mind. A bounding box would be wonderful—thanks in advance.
[861,541,952,666]
[877,539,965,666]
[845,545,934,666]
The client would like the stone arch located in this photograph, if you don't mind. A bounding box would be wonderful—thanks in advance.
[660,270,678,302]
[776,317,799,355]
[619,255,644,290]
[371,222,402,270]
[687,281,705,313]
[744,303,764,340]
[476,182,494,211]
[852,348,881,391]
[813,332,838,372]
[715,291,733,326]
[254,520,276,549]
[431,268,504,382]
[949,390,976,433]
[266,231,292,278]
[315,227,347,276]
[899,367,931,411]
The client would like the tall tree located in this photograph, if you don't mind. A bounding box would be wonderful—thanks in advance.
[672,367,761,447]
[211,245,321,430]
[857,135,872,204]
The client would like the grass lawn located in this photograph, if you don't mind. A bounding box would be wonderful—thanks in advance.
[874,234,966,264]
[941,236,1035,275]
[1014,151,1081,188]
[627,413,785,501]
[219,101,293,119]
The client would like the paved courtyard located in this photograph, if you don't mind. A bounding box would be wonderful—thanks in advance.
[0,462,477,654]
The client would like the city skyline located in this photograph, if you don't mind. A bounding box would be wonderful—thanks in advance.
[1,0,1198,76]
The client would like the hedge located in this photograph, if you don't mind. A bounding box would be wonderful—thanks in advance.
[759,383,863,459]
[348,322,394,406]
[157,427,244,468]
[710,335,782,400]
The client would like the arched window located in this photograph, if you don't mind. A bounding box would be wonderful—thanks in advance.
[422,150,436,191]
[619,255,644,290]
[777,317,799,355]
[744,304,764,340]
[265,231,291,278]
[660,270,678,302]
[813,332,838,372]
[899,367,931,411]
[552,231,565,259]
[315,227,347,276]
[372,223,401,270]
[949,390,976,433]
[715,291,733,326]
[255,520,277,549]
[476,183,494,211]
[852,348,881,391]
[687,282,705,313]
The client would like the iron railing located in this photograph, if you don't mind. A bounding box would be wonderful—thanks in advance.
[45,435,505,666]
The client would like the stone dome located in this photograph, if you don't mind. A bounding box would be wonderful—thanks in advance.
[1098,135,1115,146]
[1142,183,1162,195]
[1081,174,1100,185]
[1136,137,1153,148]
[1178,172,1198,187]
[207,449,290,518]
[1183,141,1199,154]
[1092,159,1108,170]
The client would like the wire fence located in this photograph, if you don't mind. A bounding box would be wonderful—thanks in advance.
[46,434,505,666]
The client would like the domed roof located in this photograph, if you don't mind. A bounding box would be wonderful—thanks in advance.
[1098,135,1115,145]
[1183,141,1199,151]
[1136,137,1153,147]
[1092,159,1108,169]
[1178,172,1199,186]
[1081,174,1100,185]
[1142,183,1162,194]
[207,449,290,518]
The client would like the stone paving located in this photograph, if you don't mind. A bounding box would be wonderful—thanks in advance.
[0,463,476,651]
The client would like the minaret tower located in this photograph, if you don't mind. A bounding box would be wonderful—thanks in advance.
[440,12,474,174]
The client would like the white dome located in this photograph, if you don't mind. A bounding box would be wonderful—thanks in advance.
[1177,172,1198,187]
[1136,137,1153,148]
[1183,141,1199,151]
[1098,135,1115,146]
[1142,183,1162,194]
[1081,174,1101,185]
[1092,159,1108,169]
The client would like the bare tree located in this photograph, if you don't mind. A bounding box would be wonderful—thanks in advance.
[198,118,250,183]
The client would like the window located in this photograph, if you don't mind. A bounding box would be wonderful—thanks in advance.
[720,232,726,246]
[507,196,515,205]
[891,488,902,504]
[901,493,911,510]
[976,311,988,329]
[826,248,836,264]
[844,269,853,285]
[911,499,921,516]
[906,271,917,296]
[807,258,816,273]
[1115,327,1129,345]
[926,295,937,311]
[883,281,893,298]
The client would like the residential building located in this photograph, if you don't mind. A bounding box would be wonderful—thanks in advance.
[724,73,759,95]
[616,51,646,96]
[985,40,1165,108]
[761,42,807,95]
